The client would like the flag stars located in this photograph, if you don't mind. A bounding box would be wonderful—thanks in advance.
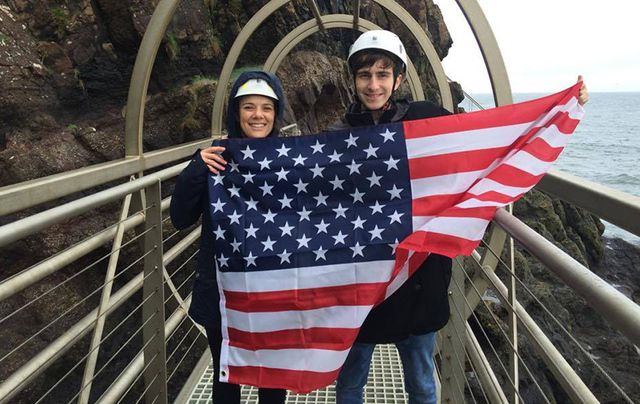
[350,242,365,258]
[388,238,400,253]
[313,248,328,261]
[294,179,308,194]
[345,133,359,148]
[275,167,289,182]
[384,156,400,171]
[388,210,404,224]
[228,210,242,225]
[370,201,385,214]
[347,160,362,174]
[363,144,379,158]
[310,140,325,154]
[211,174,224,185]
[292,154,307,166]
[228,185,241,198]
[278,249,292,264]
[314,219,330,234]
[278,194,293,209]
[350,188,365,204]
[241,145,256,160]
[261,236,276,252]
[351,216,366,229]
[242,172,255,184]
[263,209,277,223]
[333,203,348,219]
[328,150,343,162]
[245,252,257,267]
[387,185,403,200]
[246,197,259,211]
[332,231,348,245]
[259,181,274,196]
[217,254,229,268]
[366,171,382,187]
[276,144,291,157]
[368,225,384,240]
[299,207,312,221]
[228,161,240,172]
[380,128,396,142]
[245,223,259,238]
[258,157,272,170]
[279,222,295,236]
[330,175,345,190]
[213,225,225,239]
[230,238,242,253]
[314,191,329,207]
[297,234,312,248]
[211,198,226,213]
[310,164,324,178]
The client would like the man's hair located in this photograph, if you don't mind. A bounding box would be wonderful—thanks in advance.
[349,50,404,76]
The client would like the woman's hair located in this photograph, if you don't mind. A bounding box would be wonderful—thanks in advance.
[225,71,286,138]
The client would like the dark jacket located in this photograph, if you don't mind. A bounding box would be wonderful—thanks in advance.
[170,71,285,329]
[332,98,454,343]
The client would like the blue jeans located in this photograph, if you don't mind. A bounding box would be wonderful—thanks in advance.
[336,332,437,404]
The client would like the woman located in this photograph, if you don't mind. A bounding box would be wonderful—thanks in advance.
[170,71,287,404]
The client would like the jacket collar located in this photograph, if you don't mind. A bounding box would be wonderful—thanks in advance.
[344,98,411,127]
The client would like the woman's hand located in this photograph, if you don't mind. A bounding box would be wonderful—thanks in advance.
[200,146,227,174]
[577,75,589,105]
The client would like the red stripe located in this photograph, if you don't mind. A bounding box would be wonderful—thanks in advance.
[399,231,482,258]
[227,365,339,394]
[521,137,563,162]
[407,251,430,278]
[485,165,545,188]
[408,145,512,179]
[403,83,580,138]
[466,190,524,204]
[435,206,497,219]
[412,193,465,216]
[224,282,387,312]
[227,327,358,351]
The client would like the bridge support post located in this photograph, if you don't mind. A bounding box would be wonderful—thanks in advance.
[440,259,467,403]
[142,180,168,404]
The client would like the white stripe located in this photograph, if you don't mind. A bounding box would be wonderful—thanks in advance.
[527,124,572,149]
[406,122,531,159]
[535,96,583,126]
[503,152,554,176]
[468,178,529,198]
[455,198,505,209]
[215,260,231,382]
[413,216,490,241]
[411,170,487,199]
[384,251,412,299]
[227,346,350,373]
[220,260,395,292]
[225,305,373,333]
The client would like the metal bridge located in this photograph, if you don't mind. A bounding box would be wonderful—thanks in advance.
[1,0,639,403]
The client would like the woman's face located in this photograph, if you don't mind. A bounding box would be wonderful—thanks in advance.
[238,95,276,138]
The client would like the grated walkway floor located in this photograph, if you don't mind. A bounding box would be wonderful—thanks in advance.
[187,344,408,403]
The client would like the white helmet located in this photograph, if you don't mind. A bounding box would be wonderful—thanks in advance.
[347,30,407,71]
[234,78,279,100]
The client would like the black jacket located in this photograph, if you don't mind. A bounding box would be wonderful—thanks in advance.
[331,98,454,343]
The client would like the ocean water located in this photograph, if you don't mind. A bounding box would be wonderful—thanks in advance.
[465,92,640,244]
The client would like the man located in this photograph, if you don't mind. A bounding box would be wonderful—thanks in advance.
[329,30,453,404]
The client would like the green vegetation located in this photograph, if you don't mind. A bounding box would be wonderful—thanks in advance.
[165,32,179,60]
[0,32,10,46]
[50,7,70,39]
[230,65,264,81]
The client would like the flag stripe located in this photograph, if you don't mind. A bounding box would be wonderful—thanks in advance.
[400,231,483,257]
[227,366,339,394]
[227,345,350,373]
[227,327,359,351]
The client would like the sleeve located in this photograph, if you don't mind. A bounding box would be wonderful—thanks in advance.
[409,101,453,119]
[170,150,209,230]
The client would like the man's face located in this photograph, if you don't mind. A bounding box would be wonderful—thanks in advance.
[238,95,276,138]
[354,60,402,111]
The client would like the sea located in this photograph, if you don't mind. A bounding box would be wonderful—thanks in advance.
[465,92,640,245]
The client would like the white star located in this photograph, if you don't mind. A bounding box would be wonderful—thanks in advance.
[245,252,257,267]
[278,249,292,264]
[213,225,225,239]
[246,197,258,211]
[259,181,273,196]
[370,201,385,214]
[314,219,330,234]
[350,242,365,258]
[345,133,359,148]
[297,234,312,248]
[263,209,277,223]
[351,216,366,229]
[230,238,241,253]
[313,248,328,261]
[366,171,382,187]
[241,145,256,160]
[242,172,255,183]
[363,143,379,158]
[217,253,229,268]
[328,150,343,162]
[310,140,325,154]
[350,188,365,203]
[333,203,348,218]
[245,223,259,238]
[211,198,226,213]
[330,175,345,190]
[261,236,276,252]
[294,179,308,194]
[258,157,272,170]
[369,225,384,240]
[279,194,293,209]
[211,174,224,185]
[276,144,291,157]
[292,154,307,166]
[384,156,400,171]
[347,160,362,174]
[228,161,240,172]
[299,207,312,221]
[228,210,242,224]
[279,222,295,236]
[310,164,324,178]
[380,128,396,142]
[314,191,329,206]
[388,238,399,253]
[387,185,403,200]
[332,231,348,245]
[228,185,241,198]
[275,167,289,182]
[388,210,404,224]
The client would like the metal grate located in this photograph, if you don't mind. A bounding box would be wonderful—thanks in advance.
[187,344,408,403]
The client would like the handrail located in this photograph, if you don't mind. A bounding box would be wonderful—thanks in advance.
[493,208,640,346]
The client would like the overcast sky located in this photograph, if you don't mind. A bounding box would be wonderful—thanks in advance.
[435,0,640,93]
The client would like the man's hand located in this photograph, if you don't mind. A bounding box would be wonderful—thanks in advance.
[200,146,227,174]
[577,75,589,105]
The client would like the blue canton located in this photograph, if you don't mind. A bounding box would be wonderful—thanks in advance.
[207,123,412,272]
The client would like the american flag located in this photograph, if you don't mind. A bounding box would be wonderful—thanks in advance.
[207,83,584,393]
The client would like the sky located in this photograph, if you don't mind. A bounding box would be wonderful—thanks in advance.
[434,0,640,93]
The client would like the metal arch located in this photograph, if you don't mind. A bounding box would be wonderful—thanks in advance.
[124,0,181,157]
[262,15,425,101]
[211,0,455,134]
